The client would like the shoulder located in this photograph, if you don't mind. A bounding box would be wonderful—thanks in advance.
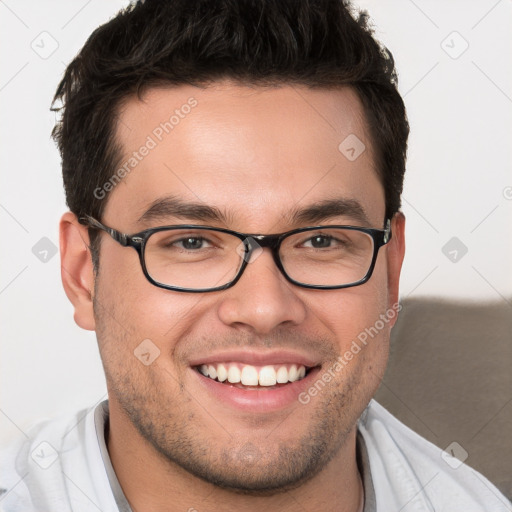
[0,402,112,512]
[358,399,512,511]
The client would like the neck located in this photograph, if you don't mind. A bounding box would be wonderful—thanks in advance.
[107,400,364,512]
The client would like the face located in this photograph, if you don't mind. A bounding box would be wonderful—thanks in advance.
[68,82,405,494]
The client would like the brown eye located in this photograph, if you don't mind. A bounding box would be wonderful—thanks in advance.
[306,235,333,249]
[175,237,210,251]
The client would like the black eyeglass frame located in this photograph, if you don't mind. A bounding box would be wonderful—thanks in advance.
[80,215,392,293]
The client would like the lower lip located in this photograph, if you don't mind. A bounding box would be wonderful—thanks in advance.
[191,366,321,413]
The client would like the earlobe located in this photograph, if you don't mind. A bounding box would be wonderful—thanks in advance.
[59,212,96,331]
[386,212,406,326]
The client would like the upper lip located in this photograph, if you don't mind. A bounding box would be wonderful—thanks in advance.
[188,349,321,368]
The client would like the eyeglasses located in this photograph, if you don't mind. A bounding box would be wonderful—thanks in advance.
[80,215,392,293]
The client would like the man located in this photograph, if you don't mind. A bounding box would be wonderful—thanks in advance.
[1,0,510,511]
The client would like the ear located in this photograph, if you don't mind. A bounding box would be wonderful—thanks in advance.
[59,212,96,331]
[386,212,406,327]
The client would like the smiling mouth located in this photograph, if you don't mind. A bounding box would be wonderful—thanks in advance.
[194,362,314,389]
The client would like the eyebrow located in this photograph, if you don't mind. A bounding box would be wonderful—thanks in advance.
[137,195,371,228]
[137,196,233,225]
[288,198,370,226]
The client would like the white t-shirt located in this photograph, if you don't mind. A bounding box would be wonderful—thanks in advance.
[0,399,510,512]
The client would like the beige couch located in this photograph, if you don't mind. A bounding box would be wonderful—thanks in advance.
[375,297,512,499]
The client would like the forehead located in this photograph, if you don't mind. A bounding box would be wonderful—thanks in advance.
[103,81,385,230]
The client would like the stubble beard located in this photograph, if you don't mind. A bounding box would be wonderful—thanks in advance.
[93,294,384,496]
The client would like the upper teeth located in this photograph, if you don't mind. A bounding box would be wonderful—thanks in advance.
[198,363,307,386]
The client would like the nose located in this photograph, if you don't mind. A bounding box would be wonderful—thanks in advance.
[216,248,307,334]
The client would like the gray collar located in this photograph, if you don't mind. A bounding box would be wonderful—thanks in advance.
[95,401,133,512]
[356,429,377,512]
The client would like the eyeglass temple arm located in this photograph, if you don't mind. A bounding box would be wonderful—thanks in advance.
[80,215,129,246]
[383,218,392,244]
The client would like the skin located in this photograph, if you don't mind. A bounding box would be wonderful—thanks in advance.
[60,81,406,512]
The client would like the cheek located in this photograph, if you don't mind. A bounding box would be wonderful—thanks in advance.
[94,247,212,377]
[315,276,389,345]
[97,243,179,333]
[307,272,391,384]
